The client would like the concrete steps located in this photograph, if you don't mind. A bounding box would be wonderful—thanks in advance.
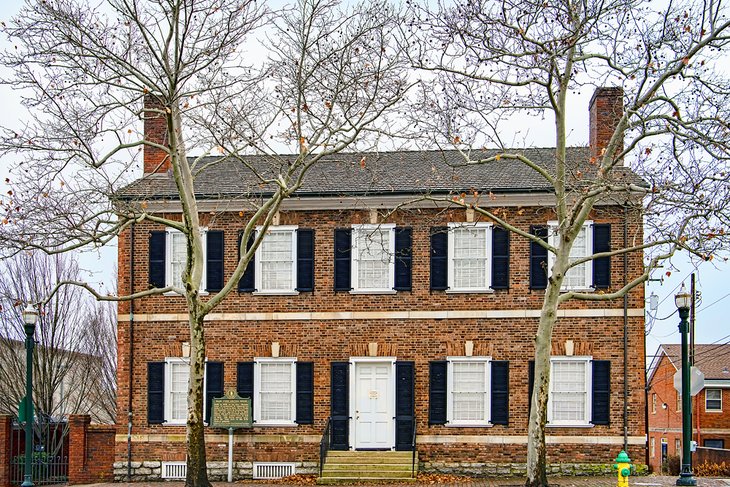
[318,450,418,484]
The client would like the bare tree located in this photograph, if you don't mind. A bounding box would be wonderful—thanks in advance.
[0,252,116,423]
[408,0,730,484]
[0,0,408,485]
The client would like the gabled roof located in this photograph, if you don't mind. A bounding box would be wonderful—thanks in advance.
[116,148,644,200]
[648,343,730,384]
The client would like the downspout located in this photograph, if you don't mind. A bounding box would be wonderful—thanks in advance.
[127,223,135,481]
[623,205,629,451]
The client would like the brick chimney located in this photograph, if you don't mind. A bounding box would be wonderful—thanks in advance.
[143,95,171,174]
[589,87,624,160]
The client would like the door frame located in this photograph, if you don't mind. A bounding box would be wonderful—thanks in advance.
[349,356,396,450]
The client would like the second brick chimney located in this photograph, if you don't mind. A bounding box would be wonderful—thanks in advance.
[589,87,624,160]
[143,96,171,175]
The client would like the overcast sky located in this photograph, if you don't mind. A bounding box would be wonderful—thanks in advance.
[1,0,728,359]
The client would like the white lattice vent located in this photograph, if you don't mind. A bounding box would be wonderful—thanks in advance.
[253,462,295,479]
[161,461,187,479]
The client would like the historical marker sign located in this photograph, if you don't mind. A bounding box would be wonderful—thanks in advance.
[210,390,252,428]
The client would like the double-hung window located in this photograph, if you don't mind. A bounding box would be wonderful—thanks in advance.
[448,223,492,292]
[165,357,190,425]
[548,357,592,426]
[706,388,722,411]
[547,221,593,290]
[255,226,297,294]
[447,357,491,426]
[166,228,208,292]
[351,224,395,292]
[254,358,297,425]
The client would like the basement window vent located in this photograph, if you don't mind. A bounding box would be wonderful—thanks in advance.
[253,462,295,480]
[161,461,187,479]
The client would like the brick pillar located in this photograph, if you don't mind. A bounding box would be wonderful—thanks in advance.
[589,86,624,159]
[0,415,12,487]
[143,95,171,174]
[67,415,90,485]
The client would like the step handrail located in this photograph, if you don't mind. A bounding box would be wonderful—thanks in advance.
[411,415,417,478]
[319,417,332,478]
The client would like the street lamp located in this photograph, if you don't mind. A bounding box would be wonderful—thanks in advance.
[675,284,696,486]
[21,304,38,487]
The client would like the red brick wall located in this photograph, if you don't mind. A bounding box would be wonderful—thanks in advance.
[68,415,115,485]
[142,96,170,174]
[589,87,624,159]
[0,415,11,487]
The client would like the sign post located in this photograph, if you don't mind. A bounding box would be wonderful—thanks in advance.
[209,391,253,483]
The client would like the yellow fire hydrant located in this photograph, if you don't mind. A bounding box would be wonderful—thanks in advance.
[612,450,633,487]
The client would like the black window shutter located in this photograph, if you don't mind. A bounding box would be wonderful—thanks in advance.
[395,361,415,451]
[330,362,349,450]
[527,360,535,418]
[296,229,315,292]
[206,231,224,292]
[394,228,412,291]
[591,360,611,425]
[147,362,165,424]
[429,361,447,424]
[237,232,256,292]
[236,362,254,417]
[205,362,224,424]
[149,231,166,288]
[491,361,509,425]
[296,362,314,424]
[334,229,352,291]
[529,226,548,290]
[430,227,448,290]
[491,227,510,289]
[592,224,611,289]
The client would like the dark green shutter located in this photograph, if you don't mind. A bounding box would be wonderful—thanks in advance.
[527,360,535,418]
[334,229,352,291]
[296,362,314,424]
[206,231,224,292]
[491,227,510,289]
[591,360,611,425]
[237,232,256,292]
[149,232,166,288]
[236,362,254,417]
[592,224,611,289]
[205,362,224,423]
[394,228,412,291]
[529,226,548,289]
[147,362,165,424]
[296,229,315,292]
[395,361,415,450]
[330,362,349,450]
[491,361,509,425]
[430,228,448,290]
[429,361,447,424]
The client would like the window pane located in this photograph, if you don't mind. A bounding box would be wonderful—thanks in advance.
[564,227,588,288]
[355,228,390,289]
[706,389,722,410]
[452,227,487,289]
[260,231,293,290]
[259,362,293,422]
[551,361,587,422]
[170,362,189,421]
[171,233,186,289]
[452,362,486,422]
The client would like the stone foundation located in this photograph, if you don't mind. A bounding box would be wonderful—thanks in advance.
[421,461,649,477]
[113,461,318,482]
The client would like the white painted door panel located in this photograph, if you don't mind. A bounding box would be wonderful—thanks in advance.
[354,363,393,449]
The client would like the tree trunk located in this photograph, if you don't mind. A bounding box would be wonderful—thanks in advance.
[185,311,210,487]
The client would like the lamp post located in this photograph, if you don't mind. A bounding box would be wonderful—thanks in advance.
[675,285,696,486]
[21,304,38,487]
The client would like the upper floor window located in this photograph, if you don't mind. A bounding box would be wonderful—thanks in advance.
[255,226,297,294]
[352,224,395,292]
[548,222,592,290]
[448,223,492,292]
[706,388,722,411]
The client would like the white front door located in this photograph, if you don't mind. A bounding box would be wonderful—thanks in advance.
[353,361,394,449]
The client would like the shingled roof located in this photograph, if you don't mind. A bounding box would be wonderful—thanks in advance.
[116,147,643,200]
[654,344,730,381]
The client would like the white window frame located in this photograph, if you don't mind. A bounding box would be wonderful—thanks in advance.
[446,356,492,427]
[165,228,208,294]
[253,357,297,426]
[705,388,722,412]
[547,356,592,427]
[253,225,299,295]
[447,222,493,293]
[163,357,211,426]
[547,221,593,291]
[350,224,396,293]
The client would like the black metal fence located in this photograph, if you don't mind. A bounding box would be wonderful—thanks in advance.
[9,417,69,485]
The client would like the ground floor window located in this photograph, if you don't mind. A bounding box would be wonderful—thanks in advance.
[704,439,725,449]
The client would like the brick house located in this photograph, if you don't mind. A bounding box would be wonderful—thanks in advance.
[647,344,730,472]
[112,87,647,480]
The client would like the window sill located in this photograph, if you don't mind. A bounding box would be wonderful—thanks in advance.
[253,422,297,427]
[163,291,209,296]
[162,421,186,426]
[349,290,397,295]
[252,290,300,296]
[705,410,723,413]
[445,289,494,294]
[446,422,493,428]
[546,423,594,428]
[559,288,595,293]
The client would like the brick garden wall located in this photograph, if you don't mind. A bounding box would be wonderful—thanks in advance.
[68,415,115,485]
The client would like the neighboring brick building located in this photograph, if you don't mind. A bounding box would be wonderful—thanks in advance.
[112,87,647,480]
[647,344,730,472]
